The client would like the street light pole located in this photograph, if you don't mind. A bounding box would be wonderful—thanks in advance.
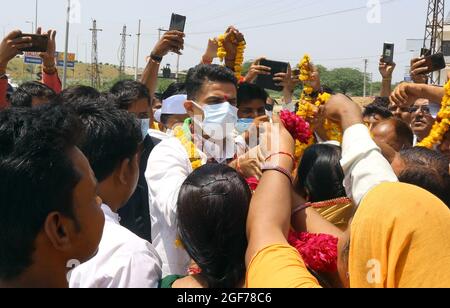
[62,0,71,89]
[35,0,38,32]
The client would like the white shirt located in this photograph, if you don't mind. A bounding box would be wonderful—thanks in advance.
[148,128,169,141]
[340,124,398,206]
[146,137,206,277]
[69,204,162,288]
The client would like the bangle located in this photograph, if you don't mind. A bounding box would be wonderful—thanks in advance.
[261,164,293,184]
[265,152,296,166]
[150,53,163,64]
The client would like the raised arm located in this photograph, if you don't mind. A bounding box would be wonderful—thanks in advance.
[141,31,184,99]
[379,56,396,97]
[0,30,32,109]
[38,28,61,94]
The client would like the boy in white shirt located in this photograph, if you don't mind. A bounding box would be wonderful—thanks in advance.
[69,98,162,288]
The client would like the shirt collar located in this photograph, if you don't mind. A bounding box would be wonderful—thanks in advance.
[101,204,121,225]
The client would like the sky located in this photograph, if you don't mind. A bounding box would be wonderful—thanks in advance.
[1,0,448,82]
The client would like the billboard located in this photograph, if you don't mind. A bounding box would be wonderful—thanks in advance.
[23,52,76,68]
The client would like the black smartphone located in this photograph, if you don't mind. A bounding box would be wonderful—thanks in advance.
[169,13,186,32]
[382,42,395,64]
[421,48,431,57]
[423,53,446,74]
[255,59,289,92]
[19,34,48,52]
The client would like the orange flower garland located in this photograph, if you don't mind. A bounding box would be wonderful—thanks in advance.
[315,93,343,143]
[217,33,246,79]
[298,54,314,103]
[417,81,450,149]
[173,126,203,170]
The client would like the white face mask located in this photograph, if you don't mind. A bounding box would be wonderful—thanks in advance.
[140,119,150,140]
[192,101,238,141]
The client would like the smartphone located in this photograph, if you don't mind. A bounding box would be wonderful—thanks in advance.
[382,42,395,64]
[255,59,289,92]
[422,53,446,74]
[169,13,186,32]
[19,34,48,52]
[420,48,431,57]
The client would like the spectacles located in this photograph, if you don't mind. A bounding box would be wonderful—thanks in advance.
[388,106,410,113]
[409,106,431,114]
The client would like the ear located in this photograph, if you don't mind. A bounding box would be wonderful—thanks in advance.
[44,212,73,252]
[184,100,204,119]
[118,158,132,185]
[184,100,194,116]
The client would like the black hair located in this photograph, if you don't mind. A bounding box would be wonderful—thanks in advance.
[110,80,151,110]
[58,86,100,104]
[0,104,82,280]
[177,164,251,288]
[237,83,268,108]
[161,82,186,100]
[68,98,142,182]
[295,144,346,202]
[185,64,237,101]
[10,81,56,108]
[399,147,450,207]
[363,97,393,119]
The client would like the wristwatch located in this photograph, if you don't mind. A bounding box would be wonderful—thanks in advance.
[150,53,163,64]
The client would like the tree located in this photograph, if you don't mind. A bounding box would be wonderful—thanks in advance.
[321,67,365,96]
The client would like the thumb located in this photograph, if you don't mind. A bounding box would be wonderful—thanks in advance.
[5,30,22,40]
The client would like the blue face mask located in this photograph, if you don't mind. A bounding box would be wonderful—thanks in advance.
[193,101,238,140]
[235,118,254,134]
[140,119,150,140]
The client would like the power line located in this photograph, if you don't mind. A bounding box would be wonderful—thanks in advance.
[185,0,400,35]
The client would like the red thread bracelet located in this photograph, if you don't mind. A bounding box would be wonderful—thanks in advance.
[265,152,296,166]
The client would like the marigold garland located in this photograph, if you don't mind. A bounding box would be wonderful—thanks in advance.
[417,81,450,149]
[173,125,203,171]
[296,54,343,144]
[217,33,246,79]
[298,54,314,103]
[315,92,343,143]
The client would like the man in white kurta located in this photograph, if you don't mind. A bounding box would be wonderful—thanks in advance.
[69,203,162,288]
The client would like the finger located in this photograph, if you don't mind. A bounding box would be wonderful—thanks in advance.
[411,59,426,68]
[273,77,284,82]
[411,67,429,75]
[13,42,33,50]
[36,27,42,35]
[252,65,271,72]
[274,73,286,78]
[4,30,22,40]
[11,37,32,44]
[51,30,57,40]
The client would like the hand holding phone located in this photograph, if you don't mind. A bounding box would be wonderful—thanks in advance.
[18,34,48,52]
[255,59,289,91]
[169,13,186,32]
[382,42,395,64]
[422,52,446,74]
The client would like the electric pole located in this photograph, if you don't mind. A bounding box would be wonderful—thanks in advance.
[363,59,368,97]
[135,19,141,81]
[89,20,102,89]
[119,25,131,78]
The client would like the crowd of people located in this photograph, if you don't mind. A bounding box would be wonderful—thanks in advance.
[0,24,449,289]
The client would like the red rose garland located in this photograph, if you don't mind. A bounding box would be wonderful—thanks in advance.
[288,231,338,273]
[279,110,313,144]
